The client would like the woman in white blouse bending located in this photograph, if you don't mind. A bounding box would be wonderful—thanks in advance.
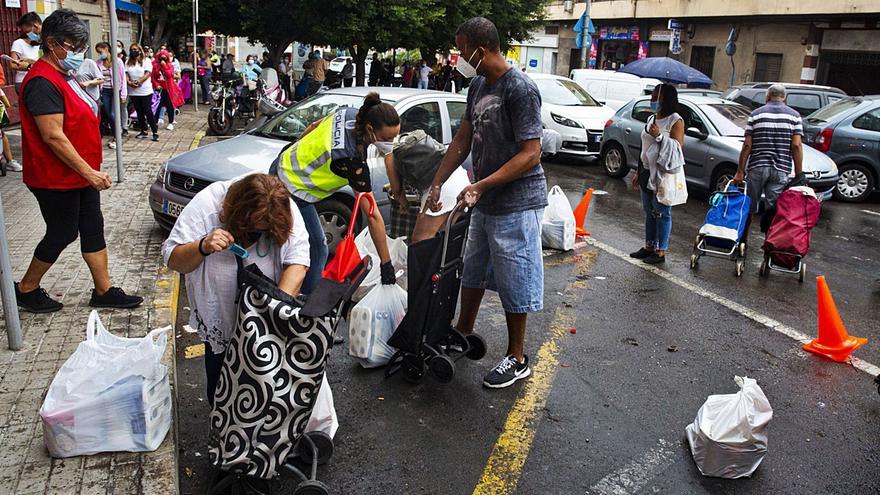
[162,173,310,403]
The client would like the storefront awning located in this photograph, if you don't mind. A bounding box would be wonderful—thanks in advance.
[116,1,144,15]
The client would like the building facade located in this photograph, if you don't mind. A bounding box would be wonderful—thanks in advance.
[522,0,880,95]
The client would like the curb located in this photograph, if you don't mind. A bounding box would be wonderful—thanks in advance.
[147,266,181,494]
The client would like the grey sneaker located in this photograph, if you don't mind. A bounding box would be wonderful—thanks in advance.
[483,355,531,389]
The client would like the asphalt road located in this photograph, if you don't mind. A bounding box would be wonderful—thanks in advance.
[175,156,880,495]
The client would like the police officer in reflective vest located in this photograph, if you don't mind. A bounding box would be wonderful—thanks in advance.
[273,92,400,294]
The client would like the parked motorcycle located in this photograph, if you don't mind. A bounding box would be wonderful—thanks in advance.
[207,74,258,136]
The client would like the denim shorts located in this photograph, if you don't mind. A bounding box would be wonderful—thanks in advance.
[461,208,544,313]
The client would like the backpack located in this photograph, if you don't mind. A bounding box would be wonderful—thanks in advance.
[392,130,446,190]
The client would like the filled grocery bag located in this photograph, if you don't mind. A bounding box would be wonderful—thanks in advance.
[541,185,576,251]
[685,376,773,479]
[40,311,172,458]
[349,283,407,368]
[352,227,408,301]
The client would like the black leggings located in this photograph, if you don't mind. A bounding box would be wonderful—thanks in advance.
[29,186,106,264]
[155,89,175,124]
[131,94,157,133]
[204,340,224,406]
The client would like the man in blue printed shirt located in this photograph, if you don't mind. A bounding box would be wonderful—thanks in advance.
[428,17,547,389]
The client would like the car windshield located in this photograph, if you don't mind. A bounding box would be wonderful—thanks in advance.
[805,98,863,123]
[255,94,369,140]
[534,78,600,106]
[701,103,752,136]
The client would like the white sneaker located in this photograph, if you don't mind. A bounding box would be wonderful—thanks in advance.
[6,160,22,172]
[157,118,165,125]
[166,124,174,131]
[108,141,116,149]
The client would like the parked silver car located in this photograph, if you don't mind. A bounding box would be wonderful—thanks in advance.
[599,95,839,200]
[149,87,468,251]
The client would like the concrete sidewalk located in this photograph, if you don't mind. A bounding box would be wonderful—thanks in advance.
[0,107,206,494]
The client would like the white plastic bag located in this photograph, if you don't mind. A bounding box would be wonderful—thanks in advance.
[657,167,688,206]
[348,283,407,368]
[40,311,172,458]
[352,228,408,301]
[541,185,576,251]
[305,375,338,439]
[685,376,773,479]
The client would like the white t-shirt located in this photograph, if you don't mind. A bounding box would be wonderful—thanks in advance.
[11,38,40,84]
[162,177,311,353]
[126,59,154,96]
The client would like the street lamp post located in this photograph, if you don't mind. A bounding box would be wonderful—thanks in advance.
[193,0,199,112]
[108,0,125,182]
[580,0,591,70]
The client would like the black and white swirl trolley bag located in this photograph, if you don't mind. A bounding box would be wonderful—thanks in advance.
[208,256,370,495]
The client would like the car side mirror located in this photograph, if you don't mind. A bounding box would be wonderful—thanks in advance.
[686,127,708,140]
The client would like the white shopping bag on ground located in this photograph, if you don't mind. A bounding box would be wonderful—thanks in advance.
[40,311,172,458]
[685,376,773,479]
[541,185,576,251]
[352,228,408,301]
[348,283,407,368]
[305,375,338,439]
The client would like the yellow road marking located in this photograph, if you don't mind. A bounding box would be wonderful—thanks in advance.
[170,271,180,331]
[473,250,597,495]
[184,343,205,359]
[190,130,205,150]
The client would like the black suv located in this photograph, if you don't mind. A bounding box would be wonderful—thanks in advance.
[721,83,847,117]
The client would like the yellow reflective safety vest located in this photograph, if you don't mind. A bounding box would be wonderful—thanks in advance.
[275,107,359,203]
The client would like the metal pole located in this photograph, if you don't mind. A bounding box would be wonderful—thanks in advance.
[193,0,199,112]
[108,0,125,182]
[579,0,591,69]
[0,195,22,351]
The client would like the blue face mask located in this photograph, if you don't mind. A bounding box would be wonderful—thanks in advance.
[650,101,660,112]
[59,48,85,71]
[27,31,40,43]
[99,52,109,60]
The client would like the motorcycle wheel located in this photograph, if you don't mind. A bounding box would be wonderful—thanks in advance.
[208,107,234,136]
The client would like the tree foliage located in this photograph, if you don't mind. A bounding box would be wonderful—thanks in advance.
[142,0,193,49]
[195,0,545,79]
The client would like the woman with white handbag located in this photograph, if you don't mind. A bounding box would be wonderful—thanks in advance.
[630,84,686,265]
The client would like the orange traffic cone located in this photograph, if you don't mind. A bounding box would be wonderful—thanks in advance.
[573,188,593,237]
[802,276,867,362]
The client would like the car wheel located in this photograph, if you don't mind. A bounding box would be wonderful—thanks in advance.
[316,199,354,256]
[833,163,874,203]
[712,166,737,193]
[602,142,629,178]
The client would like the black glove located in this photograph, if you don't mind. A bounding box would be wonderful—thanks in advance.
[380,261,396,285]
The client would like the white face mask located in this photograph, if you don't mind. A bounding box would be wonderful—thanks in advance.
[373,141,394,156]
[455,46,482,79]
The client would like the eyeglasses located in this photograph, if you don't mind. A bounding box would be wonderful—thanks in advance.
[59,40,86,55]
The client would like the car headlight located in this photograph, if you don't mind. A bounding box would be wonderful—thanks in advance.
[156,163,167,185]
[551,113,583,128]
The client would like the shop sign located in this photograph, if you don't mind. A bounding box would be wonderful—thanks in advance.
[529,59,538,68]
[5,0,20,7]
[668,19,685,30]
[600,26,640,41]
[669,29,683,55]
[589,39,598,68]
[638,41,649,59]
[650,30,673,42]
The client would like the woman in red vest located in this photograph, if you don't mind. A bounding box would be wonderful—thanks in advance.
[14,9,142,313]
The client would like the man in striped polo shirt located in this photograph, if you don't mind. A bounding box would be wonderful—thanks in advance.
[734,83,804,240]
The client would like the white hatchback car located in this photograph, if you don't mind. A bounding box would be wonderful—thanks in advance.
[527,73,616,163]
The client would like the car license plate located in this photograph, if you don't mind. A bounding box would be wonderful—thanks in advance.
[162,199,185,218]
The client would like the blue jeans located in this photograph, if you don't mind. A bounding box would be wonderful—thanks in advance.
[461,208,544,313]
[418,79,428,90]
[641,189,673,251]
[293,197,328,295]
[100,87,117,134]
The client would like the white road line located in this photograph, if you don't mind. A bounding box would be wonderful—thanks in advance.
[585,237,880,377]
[860,209,880,217]
[587,439,676,495]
